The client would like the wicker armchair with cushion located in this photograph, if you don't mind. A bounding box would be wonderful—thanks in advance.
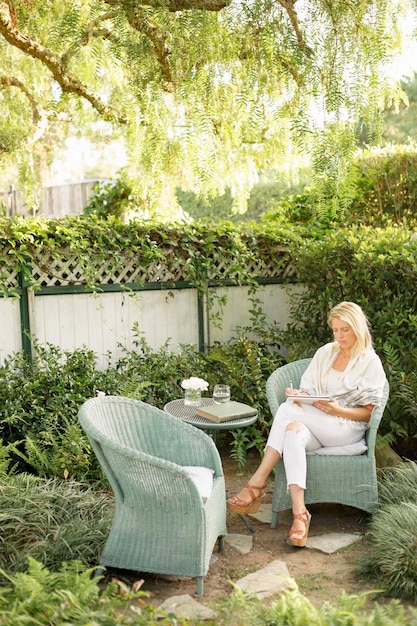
[266,359,389,528]
[78,395,227,595]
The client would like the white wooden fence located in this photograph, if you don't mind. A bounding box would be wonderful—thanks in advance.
[0,211,298,368]
[1,180,101,218]
[0,283,297,369]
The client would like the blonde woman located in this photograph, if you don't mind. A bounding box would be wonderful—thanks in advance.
[227,302,387,547]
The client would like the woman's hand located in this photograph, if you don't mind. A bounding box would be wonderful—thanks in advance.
[314,399,373,422]
[313,398,339,415]
[285,387,300,396]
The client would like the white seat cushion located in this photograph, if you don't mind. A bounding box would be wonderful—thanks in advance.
[182,466,215,500]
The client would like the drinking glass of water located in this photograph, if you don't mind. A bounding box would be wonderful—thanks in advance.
[213,384,231,404]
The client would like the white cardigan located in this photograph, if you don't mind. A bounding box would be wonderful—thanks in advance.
[299,342,387,408]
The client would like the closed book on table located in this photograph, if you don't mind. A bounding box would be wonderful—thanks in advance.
[196,401,257,423]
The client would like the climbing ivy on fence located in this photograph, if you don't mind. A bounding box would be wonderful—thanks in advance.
[0,215,303,297]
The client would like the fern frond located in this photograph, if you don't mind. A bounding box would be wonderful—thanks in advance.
[117,372,152,400]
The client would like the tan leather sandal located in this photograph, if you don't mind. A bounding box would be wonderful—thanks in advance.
[227,483,266,514]
[289,509,312,547]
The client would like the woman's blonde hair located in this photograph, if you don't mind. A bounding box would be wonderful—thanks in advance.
[328,301,373,354]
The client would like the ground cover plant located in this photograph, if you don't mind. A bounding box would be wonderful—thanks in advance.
[1,560,417,625]
[0,472,113,579]
[0,558,165,626]
[358,462,417,602]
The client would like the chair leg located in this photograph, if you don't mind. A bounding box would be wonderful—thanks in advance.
[93,565,106,579]
[196,576,204,596]
[218,535,225,553]
[271,511,278,529]
[238,513,255,533]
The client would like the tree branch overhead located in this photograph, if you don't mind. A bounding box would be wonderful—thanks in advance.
[0,2,127,123]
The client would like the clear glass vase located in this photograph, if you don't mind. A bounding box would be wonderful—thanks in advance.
[184,388,202,407]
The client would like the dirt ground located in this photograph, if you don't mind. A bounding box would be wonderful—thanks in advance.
[106,439,390,612]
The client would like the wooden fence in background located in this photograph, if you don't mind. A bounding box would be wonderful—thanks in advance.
[0,282,297,370]
[0,180,101,218]
[0,210,298,368]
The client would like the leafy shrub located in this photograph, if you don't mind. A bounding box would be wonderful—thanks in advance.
[261,186,322,226]
[380,344,417,458]
[0,473,112,577]
[177,176,309,223]
[115,331,208,408]
[348,146,417,226]
[83,177,139,220]
[0,318,283,479]
[261,145,417,229]
[0,343,119,479]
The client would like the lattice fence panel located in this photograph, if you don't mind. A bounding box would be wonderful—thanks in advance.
[32,255,84,287]
[0,266,20,291]
[31,249,190,287]
[25,245,295,289]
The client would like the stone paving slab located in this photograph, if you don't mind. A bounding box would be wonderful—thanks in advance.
[249,503,293,525]
[247,502,273,524]
[236,559,296,599]
[158,518,363,616]
[224,533,253,555]
[158,594,215,620]
[305,532,363,553]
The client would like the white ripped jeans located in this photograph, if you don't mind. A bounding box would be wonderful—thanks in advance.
[266,398,367,489]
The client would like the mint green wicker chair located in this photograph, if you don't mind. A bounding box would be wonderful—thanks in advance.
[78,396,227,595]
[266,359,389,528]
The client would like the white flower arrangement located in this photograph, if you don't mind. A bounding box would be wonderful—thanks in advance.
[181,377,209,392]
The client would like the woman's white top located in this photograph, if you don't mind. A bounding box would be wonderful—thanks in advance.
[325,367,345,397]
[299,342,387,409]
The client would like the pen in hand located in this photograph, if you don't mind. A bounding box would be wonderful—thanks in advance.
[289,380,293,391]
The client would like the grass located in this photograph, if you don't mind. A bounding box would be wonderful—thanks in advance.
[297,572,335,592]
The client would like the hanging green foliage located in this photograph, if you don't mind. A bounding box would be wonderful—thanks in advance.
[0,0,414,211]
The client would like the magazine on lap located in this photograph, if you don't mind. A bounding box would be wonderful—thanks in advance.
[287,395,332,405]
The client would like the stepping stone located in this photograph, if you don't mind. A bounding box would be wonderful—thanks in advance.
[224,533,253,555]
[305,532,362,553]
[248,502,273,524]
[236,559,296,599]
[158,594,215,620]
